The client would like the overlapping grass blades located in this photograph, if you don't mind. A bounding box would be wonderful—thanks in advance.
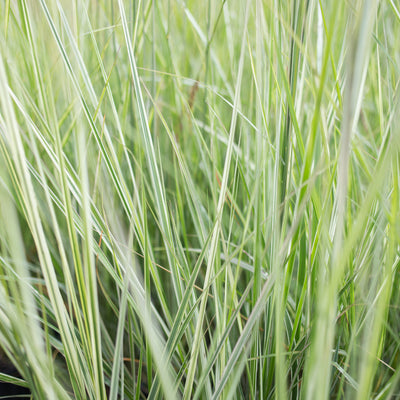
[0,1,398,399]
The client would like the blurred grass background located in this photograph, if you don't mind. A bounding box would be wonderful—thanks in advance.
[0,0,399,398]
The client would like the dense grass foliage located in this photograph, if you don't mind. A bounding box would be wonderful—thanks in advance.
[0,0,399,398]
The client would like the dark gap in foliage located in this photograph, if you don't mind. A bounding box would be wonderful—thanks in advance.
[0,356,31,398]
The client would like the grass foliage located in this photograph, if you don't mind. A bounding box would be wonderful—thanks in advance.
[0,0,399,398]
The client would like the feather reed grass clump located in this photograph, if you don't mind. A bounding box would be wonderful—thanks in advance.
[0,1,399,399]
